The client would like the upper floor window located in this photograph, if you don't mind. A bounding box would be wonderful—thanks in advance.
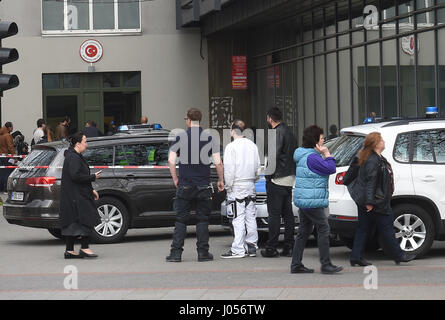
[42,0,141,35]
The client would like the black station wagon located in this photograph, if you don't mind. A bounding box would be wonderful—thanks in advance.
[3,130,223,243]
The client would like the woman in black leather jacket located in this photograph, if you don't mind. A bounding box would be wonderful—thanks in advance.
[349,132,416,266]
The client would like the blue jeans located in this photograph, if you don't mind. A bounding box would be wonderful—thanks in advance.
[170,184,213,253]
[351,206,403,261]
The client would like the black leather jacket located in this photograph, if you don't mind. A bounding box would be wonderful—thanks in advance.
[265,122,297,180]
[349,152,393,214]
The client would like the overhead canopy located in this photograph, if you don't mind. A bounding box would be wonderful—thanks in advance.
[177,0,406,36]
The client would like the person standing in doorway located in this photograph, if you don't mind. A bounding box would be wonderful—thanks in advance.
[261,107,297,258]
[166,108,224,263]
[221,120,261,259]
[55,117,69,141]
[32,119,46,145]
[60,132,102,259]
[291,125,343,274]
[83,120,99,138]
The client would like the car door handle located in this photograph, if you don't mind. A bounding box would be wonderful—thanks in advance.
[125,174,136,179]
[421,176,436,182]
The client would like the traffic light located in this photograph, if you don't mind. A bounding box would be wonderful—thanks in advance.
[0,21,19,94]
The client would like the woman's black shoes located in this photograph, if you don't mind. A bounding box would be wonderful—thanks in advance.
[64,251,84,259]
[350,259,372,267]
[291,265,314,274]
[79,249,98,258]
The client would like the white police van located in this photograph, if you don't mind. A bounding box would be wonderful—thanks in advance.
[328,110,445,258]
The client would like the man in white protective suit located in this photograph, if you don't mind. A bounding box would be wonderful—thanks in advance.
[221,120,261,259]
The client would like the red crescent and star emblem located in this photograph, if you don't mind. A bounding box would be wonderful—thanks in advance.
[80,40,103,63]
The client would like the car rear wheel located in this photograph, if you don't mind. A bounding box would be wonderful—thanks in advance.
[90,197,129,244]
[380,204,434,259]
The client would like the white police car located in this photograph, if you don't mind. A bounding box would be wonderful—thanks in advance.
[329,110,445,258]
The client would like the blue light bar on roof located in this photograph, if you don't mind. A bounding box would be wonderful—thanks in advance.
[426,106,439,114]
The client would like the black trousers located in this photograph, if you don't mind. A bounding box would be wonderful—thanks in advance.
[170,185,212,253]
[291,208,332,268]
[265,181,295,250]
[65,236,89,251]
[351,206,403,261]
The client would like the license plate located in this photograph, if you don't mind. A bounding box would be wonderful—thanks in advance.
[11,192,24,201]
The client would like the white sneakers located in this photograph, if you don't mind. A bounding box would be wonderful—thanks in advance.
[220,250,247,259]
[220,248,257,259]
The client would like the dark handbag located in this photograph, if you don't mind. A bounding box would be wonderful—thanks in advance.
[343,156,359,186]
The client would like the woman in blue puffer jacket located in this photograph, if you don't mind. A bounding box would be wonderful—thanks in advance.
[290,125,343,275]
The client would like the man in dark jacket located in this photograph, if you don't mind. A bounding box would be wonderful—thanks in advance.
[83,120,100,138]
[261,107,297,258]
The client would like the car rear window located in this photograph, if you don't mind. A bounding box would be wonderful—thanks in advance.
[328,135,365,167]
[20,148,57,167]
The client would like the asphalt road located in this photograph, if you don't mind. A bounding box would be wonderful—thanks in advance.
[2,205,445,300]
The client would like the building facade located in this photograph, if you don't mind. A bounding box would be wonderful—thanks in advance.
[1,0,209,141]
[179,0,445,143]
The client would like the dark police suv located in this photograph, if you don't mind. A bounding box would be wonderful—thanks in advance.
[3,129,223,243]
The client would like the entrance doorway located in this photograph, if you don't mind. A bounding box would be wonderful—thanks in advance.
[43,72,141,136]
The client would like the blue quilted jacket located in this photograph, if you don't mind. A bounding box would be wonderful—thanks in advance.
[293,148,329,209]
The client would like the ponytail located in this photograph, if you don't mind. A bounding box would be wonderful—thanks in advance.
[358,132,382,166]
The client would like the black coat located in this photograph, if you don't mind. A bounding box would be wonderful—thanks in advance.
[83,126,100,138]
[59,147,100,229]
[348,152,393,215]
[265,122,297,180]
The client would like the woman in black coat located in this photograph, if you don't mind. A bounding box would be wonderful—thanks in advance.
[60,132,102,259]
[349,132,415,266]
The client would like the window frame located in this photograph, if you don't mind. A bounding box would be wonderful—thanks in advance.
[82,146,116,166]
[393,128,445,165]
[392,132,412,164]
[114,142,170,167]
[41,0,142,36]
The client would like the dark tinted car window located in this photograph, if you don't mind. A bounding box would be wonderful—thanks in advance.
[83,147,114,166]
[20,148,57,166]
[115,143,169,166]
[429,130,445,164]
[394,133,410,163]
[329,135,365,167]
[413,131,434,163]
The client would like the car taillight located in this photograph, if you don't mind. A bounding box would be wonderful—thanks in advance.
[26,177,56,187]
[335,172,347,185]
